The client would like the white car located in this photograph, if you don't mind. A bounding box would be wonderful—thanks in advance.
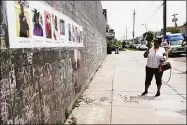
[136,44,141,49]
[139,44,148,50]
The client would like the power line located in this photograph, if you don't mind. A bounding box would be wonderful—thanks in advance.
[145,2,163,24]
[151,1,163,14]
[136,1,154,21]
[138,1,163,27]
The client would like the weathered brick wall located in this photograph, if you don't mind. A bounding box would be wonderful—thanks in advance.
[0,1,106,124]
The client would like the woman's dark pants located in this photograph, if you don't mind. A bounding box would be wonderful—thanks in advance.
[145,66,163,86]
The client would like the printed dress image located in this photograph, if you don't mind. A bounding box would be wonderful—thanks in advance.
[68,24,71,41]
[59,19,65,35]
[59,19,65,41]
[77,28,80,43]
[72,25,75,42]
[80,31,83,43]
[52,14,60,41]
[44,11,52,38]
[15,0,30,38]
[32,9,43,37]
[75,27,78,43]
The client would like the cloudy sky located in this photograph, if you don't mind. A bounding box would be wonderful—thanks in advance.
[101,1,186,40]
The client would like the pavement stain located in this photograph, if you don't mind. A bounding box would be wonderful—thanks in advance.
[79,96,96,104]
[77,94,111,106]
[100,97,109,102]
[118,94,142,103]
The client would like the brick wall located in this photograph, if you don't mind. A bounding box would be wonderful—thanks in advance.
[0,1,107,124]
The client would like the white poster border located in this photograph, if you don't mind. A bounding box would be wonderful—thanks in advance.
[6,1,84,48]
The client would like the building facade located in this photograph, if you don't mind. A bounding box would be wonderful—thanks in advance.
[0,1,107,124]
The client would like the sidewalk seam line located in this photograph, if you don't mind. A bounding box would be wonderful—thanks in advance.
[110,54,116,124]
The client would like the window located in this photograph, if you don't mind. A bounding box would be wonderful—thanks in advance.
[170,40,183,45]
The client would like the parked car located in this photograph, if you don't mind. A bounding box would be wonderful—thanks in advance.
[125,44,130,48]
[166,34,186,56]
[136,44,141,49]
[132,44,139,49]
[139,44,148,50]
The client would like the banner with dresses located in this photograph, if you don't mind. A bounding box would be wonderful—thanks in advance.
[6,1,83,48]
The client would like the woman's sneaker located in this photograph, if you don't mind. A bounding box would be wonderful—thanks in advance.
[141,91,148,96]
[155,91,160,97]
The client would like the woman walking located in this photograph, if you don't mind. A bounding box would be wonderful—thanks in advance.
[142,38,167,97]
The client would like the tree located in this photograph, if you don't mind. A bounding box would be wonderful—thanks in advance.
[143,31,154,49]
[122,40,127,48]
[183,22,187,26]
[166,27,180,33]
[112,39,121,48]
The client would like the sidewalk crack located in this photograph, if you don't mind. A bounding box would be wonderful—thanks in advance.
[110,54,116,124]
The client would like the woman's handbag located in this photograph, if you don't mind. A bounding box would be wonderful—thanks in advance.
[159,61,172,72]
[143,50,149,58]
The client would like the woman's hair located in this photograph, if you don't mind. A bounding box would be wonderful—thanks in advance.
[33,9,39,23]
[154,38,162,45]
[33,9,41,29]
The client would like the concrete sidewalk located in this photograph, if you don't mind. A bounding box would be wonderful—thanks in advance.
[66,51,186,124]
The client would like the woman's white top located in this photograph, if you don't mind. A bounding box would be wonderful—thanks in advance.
[147,47,166,68]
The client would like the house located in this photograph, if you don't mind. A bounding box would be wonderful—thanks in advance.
[161,26,186,36]
[103,9,115,42]
[178,26,186,36]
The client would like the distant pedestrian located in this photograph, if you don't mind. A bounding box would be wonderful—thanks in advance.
[115,46,119,54]
[142,38,167,96]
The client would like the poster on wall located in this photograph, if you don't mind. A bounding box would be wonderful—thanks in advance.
[6,0,83,48]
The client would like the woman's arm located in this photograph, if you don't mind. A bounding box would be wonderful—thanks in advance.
[163,53,167,60]
[161,49,167,63]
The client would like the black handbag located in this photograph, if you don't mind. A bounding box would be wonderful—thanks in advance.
[143,50,149,58]
[159,62,172,72]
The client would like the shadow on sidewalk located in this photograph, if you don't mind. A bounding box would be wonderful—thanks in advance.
[137,95,158,101]
[175,109,186,116]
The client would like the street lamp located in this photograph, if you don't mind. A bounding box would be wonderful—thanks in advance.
[142,24,147,32]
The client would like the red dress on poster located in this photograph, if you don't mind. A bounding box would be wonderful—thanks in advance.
[53,31,56,40]
[46,22,51,38]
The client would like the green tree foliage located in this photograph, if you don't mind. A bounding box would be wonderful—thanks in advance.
[122,40,127,48]
[183,22,187,26]
[166,27,180,33]
[143,31,154,49]
[113,39,121,47]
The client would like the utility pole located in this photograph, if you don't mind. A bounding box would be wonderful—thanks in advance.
[126,26,127,40]
[172,14,178,27]
[145,24,147,32]
[142,24,147,32]
[132,10,136,45]
[163,0,166,39]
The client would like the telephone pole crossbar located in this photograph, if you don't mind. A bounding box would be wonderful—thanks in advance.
[171,14,178,28]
